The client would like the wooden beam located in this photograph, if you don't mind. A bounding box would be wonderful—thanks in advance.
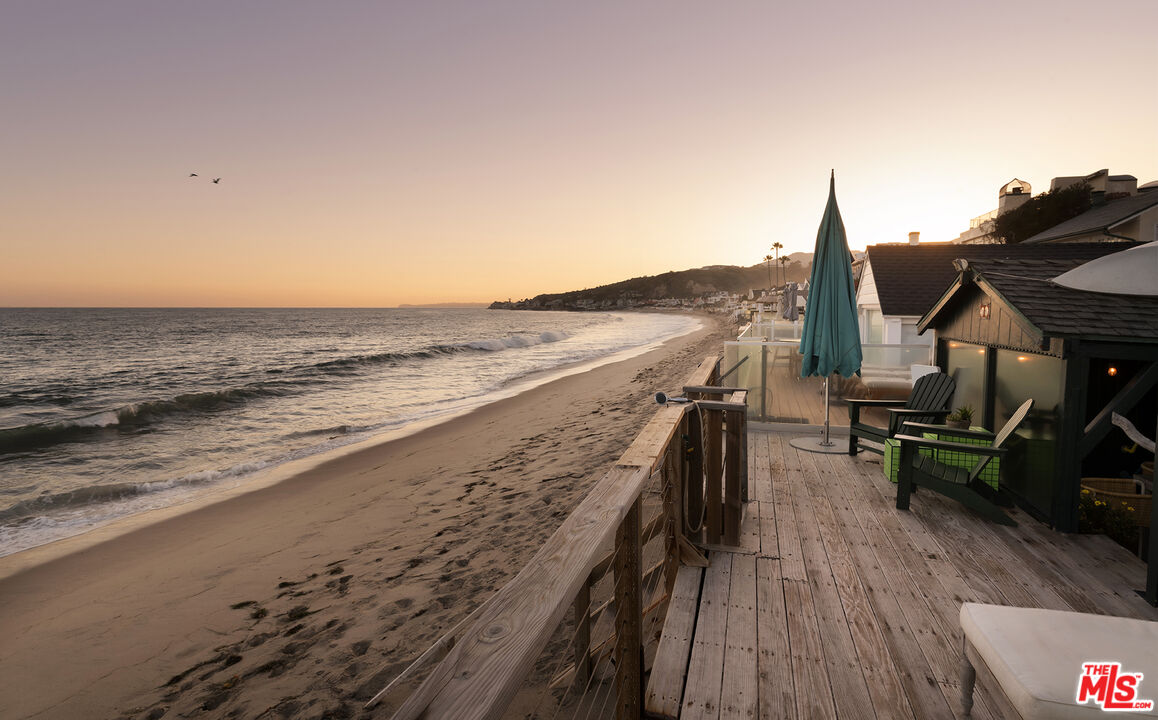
[1053,350,1088,532]
[614,498,643,720]
[590,510,667,581]
[686,356,718,390]
[644,565,704,719]
[692,399,748,413]
[683,385,746,395]
[1149,408,1158,606]
[1079,361,1158,459]
[724,410,743,546]
[983,346,997,431]
[686,405,704,535]
[573,581,591,686]
[617,404,688,472]
[730,390,749,503]
[705,408,724,545]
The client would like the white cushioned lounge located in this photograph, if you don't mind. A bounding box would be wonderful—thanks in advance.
[960,603,1158,718]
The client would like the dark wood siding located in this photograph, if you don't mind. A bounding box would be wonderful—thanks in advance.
[933,287,1063,357]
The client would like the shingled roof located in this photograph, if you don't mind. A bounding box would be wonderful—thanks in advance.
[961,256,1158,341]
[1023,192,1158,243]
[863,242,1131,317]
[917,250,1158,342]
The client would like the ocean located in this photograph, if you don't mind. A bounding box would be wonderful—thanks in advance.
[0,308,700,557]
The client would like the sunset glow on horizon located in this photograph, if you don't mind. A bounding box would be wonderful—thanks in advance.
[3,2,1156,307]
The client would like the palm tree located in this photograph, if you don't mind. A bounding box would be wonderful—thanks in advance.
[771,242,784,286]
[763,254,774,295]
[778,255,790,285]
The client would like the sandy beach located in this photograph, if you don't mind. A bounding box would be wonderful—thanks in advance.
[0,314,730,720]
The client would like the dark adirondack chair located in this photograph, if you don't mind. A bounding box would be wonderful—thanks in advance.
[894,398,1034,526]
[847,371,956,456]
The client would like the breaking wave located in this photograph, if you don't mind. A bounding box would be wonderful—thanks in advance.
[0,330,571,455]
[0,461,270,523]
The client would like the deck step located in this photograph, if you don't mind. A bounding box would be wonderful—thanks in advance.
[644,563,705,719]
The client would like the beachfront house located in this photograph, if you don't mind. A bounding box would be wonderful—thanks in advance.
[1022,175,1158,244]
[955,178,1034,244]
[854,240,1127,397]
[917,247,1157,534]
[955,169,1158,245]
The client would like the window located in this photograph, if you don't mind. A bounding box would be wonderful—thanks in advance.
[863,308,884,344]
[944,341,987,419]
[994,350,1063,518]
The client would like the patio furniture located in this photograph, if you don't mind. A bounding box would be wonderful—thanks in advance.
[847,371,955,456]
[960,602,1158,718]
[894,398,1034,526]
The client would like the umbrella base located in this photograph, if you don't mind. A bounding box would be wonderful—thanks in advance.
[789,436,847,454]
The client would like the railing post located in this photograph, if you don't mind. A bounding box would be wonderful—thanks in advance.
[573,574,592,685]
[724,408,742,546]
[614,497,643,720]
[705,409,723,545]
[685,397,704,534]
[663,438,682,596]
[760,344,768,420]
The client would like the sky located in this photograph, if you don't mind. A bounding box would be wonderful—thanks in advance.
[2,2,1156,307]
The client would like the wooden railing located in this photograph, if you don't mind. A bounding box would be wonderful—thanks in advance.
[378,355,747,720]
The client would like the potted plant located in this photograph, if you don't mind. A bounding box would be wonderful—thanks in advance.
[946,405,974,429]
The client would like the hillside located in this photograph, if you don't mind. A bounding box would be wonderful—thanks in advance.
[490,258,811,310]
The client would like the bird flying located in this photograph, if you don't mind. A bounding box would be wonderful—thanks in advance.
[212,178,221,184]
[189,173,198,177]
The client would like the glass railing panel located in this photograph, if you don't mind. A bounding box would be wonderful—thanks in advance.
[723,341,935,425]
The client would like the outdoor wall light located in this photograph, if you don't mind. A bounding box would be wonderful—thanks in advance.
[1108,366,1118,377]
[979,303,991,319]
[1017,356,1029,362]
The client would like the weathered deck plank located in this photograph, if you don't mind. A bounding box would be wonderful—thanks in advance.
[772,435,806,582]
[719,553,758,720]
[782,578,838,720]
[681,552,731,720]
[752,430,775,504]
[755,556,794,720]
[645,565,705,719]
[806,447,956,719]
[738,501,761,556]
[655,429,1158,720]
[799,449,913,720]
[788,447,875,720]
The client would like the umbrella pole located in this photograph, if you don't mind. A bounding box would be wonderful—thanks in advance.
[821,376,832,447]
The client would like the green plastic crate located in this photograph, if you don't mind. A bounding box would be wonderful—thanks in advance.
[883,427,999,490]
[883,437,902,483]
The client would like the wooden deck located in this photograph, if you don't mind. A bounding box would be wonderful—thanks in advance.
[647,430,1158,720]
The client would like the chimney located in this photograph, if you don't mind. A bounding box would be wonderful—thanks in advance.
[908,231,920,246]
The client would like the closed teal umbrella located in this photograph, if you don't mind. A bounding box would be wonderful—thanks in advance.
[795,171,861,450]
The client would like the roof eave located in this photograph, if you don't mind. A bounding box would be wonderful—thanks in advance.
[917,274,965,334]
[1025,197,1158,243]
[972,274,1046,347]
[917,269,1047,349]
[1023,227,1107,244]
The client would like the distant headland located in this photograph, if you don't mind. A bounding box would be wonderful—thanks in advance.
[397,302,491,308]
[490,258,812,311]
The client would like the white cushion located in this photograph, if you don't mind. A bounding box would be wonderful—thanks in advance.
[961,603,1158,719]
